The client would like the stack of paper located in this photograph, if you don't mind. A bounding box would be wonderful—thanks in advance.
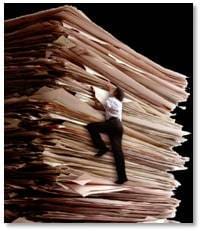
[5,5,189,223]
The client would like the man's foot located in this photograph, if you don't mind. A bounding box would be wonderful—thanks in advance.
[115,178,128,184]
[95,147,109,157]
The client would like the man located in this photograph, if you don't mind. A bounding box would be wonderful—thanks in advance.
[86,82,128,184]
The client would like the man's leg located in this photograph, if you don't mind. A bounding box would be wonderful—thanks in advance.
[110,133,128,183]
[86,121,109,152]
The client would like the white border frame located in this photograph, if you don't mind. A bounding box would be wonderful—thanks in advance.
[1,1,201,230]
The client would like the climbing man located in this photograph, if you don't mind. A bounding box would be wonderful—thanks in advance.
[86,81,128,184]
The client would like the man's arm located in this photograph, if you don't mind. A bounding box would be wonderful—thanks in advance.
[107,80,115,96]
[95,100,105,111]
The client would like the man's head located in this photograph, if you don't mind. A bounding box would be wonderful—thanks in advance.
[113,87,124,102]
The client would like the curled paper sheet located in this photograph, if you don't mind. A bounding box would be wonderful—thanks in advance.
[31,86,103,122]
[12,217,37,223]
[53,35,76,48]
[68,172,114,186]
[70,185,131,198]
[92,86,132,105]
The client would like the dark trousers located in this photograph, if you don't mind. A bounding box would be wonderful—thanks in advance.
[86,117,127,181]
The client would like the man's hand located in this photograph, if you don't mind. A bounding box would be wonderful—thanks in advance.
[106,79,115,95]
[107,80,112,91]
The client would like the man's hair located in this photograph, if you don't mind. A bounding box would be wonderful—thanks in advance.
[114,87,124,101]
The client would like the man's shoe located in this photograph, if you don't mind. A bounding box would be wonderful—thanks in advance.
[95,147,109,157]
[115,178,128,184]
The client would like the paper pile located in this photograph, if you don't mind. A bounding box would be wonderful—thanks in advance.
[5,5,189,223]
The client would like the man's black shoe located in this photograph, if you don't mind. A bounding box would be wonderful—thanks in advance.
[115,178,128,184]
[95,147,109,157]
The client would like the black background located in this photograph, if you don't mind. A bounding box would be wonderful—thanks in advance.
[4,3,193,223]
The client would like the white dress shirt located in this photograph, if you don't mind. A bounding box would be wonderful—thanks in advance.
[104,96,122,121]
